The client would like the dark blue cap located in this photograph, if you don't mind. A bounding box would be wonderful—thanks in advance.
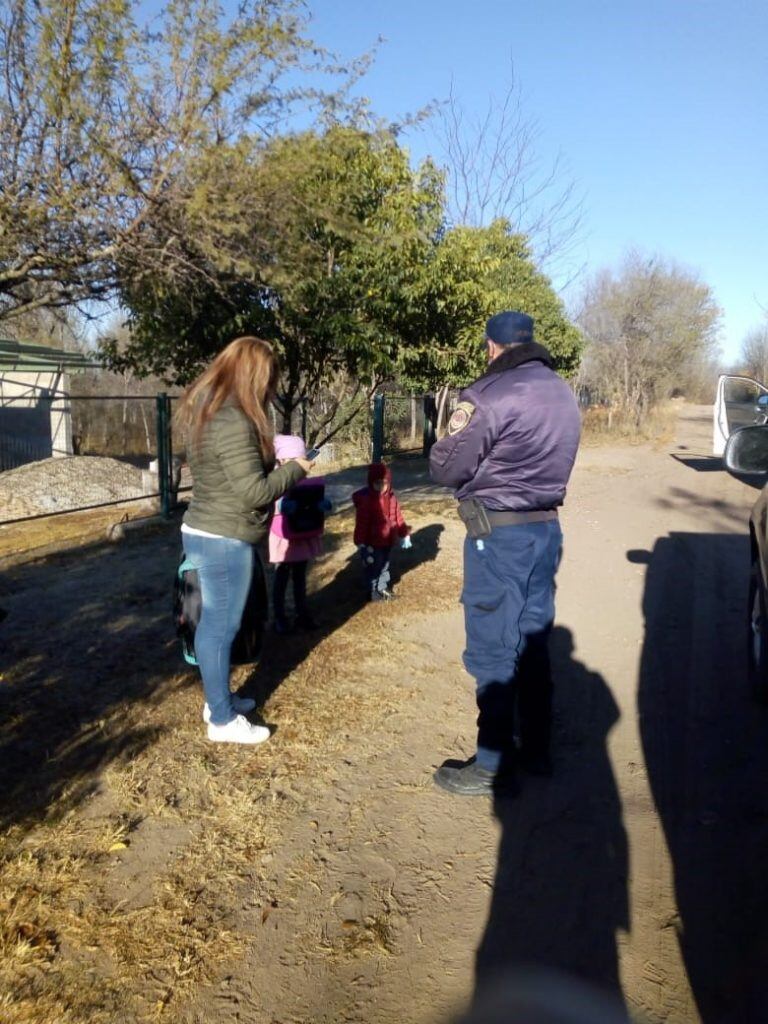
[485,311,534,346]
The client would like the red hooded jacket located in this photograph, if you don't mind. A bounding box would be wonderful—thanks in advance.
[353,464,410,547]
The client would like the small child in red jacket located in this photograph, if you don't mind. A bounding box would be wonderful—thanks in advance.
[352,463,411,601]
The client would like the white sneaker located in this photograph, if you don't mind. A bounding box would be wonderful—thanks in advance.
[207,714,270,745]
[203,695,256,723]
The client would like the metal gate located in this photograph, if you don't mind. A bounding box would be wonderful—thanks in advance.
[371,394,437,462]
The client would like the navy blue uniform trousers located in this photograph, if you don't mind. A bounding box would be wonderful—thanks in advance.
[461,519,562,772]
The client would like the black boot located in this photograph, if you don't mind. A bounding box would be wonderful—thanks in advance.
[295,612,318,631]
[433,757,518,797]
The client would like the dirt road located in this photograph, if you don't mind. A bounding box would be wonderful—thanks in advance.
[188,404,768,1024]
[3,404,768,1024]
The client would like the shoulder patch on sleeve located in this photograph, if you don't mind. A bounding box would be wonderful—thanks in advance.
[448,401,476,435]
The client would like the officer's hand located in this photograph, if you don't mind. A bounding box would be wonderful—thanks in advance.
[400,536,413,550]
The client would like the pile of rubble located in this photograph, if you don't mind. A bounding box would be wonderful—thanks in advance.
[0,456,149,522]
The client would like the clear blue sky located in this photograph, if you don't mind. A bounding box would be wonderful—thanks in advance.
[305,0,768,363]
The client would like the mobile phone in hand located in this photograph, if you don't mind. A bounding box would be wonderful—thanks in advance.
[305,447,322,461]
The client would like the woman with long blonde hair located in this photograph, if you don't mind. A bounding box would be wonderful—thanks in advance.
[177,337,312,744]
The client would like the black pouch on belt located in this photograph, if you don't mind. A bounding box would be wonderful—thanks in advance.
[457,498,492,539]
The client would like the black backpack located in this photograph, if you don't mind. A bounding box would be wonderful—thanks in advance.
[173,551,269,666]
[281,481,327,538]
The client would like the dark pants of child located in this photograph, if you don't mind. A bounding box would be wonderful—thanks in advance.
[361,545,391,596]
[273,561,310,626]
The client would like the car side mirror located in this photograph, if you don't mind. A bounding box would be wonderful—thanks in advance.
[757,395,768,408]
[724,425,768,487]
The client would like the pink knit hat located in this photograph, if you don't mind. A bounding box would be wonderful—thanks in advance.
[274,433,307,461]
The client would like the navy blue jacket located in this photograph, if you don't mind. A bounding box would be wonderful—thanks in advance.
[429,344,581,511]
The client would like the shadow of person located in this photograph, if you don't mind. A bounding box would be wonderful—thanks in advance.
[635,533,768,1022]
[0,526,184,833]
[456,968,629,1024]
[473,626,629,1010]
[243,522,445,708]
[392,521,444,580]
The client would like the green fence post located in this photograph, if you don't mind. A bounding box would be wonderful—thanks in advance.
[422,394,437,456]
[156,392,172,518]
[372,394,385,462]
[165,393,176,512]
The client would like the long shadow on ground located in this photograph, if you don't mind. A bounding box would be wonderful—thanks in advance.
[0,512,445,834]
[0,523,185,833]
[635,532,768,1021]
[244,523,444,708]
[473,626,629,1010]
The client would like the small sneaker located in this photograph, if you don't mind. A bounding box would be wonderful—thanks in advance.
[203,695,256,723]
[207,714,270,745]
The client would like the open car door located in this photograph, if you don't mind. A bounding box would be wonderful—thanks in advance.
[713,374,768,456]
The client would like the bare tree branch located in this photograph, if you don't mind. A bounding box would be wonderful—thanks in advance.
[435,64,586,280]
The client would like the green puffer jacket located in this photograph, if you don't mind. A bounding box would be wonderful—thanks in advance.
[183,404,306,544]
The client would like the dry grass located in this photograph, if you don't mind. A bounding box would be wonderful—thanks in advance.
[0,500,158,562]
[0,504,459,1023]
[580,402,678,447]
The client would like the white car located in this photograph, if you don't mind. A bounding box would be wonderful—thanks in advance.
[713,373,768,456]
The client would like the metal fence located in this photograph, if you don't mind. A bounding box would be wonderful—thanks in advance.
[0,391,179,526]
[1,384,447,529]
[371,393,437,462]
[0,432,51,472]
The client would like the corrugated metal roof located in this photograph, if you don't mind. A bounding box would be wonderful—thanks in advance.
[0,339,101,372]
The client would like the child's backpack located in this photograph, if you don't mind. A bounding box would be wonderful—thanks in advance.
[173,552,269,666]
[272,479,327,540]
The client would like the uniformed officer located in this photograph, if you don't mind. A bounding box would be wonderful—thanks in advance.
[429,311,581,796]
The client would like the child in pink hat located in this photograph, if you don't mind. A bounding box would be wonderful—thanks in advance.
[269,434,331,632]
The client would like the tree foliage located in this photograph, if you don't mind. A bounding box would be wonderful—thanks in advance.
[2,0,583,444]
[107,125,581,441]
[395,219,582,393]
[106,127,447,436]
[0,0,361,323]
[577,253,721,423]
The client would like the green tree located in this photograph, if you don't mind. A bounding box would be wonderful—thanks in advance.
[0,0,358,324]
[110,157,581,440]
[393,219,582,427]
[109,127,446,439]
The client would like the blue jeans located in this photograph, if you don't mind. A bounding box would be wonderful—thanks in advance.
[361,546,391,595]
[181,532,254,725]
[461,520,563,772]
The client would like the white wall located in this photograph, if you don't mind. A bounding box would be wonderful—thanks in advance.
[0,370,74,468]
